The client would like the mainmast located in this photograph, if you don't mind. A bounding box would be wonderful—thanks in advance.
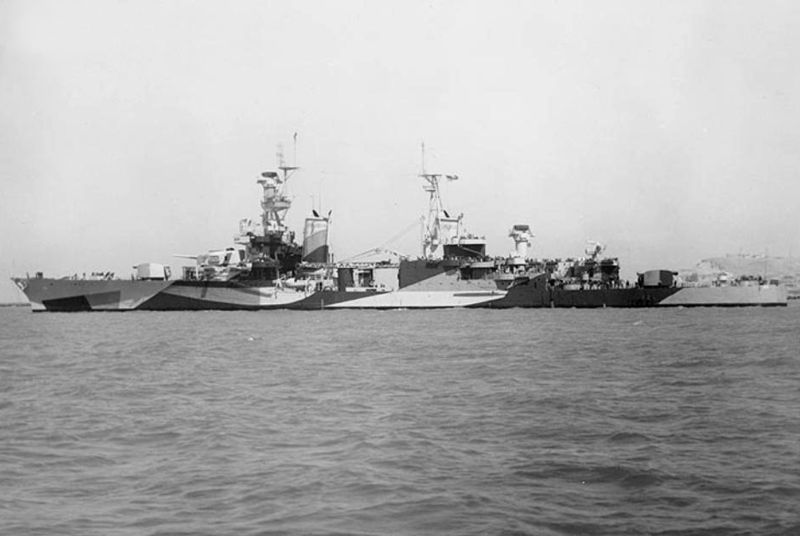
[419,142,460,258]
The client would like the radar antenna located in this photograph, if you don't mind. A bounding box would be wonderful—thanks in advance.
[585,240,606,260]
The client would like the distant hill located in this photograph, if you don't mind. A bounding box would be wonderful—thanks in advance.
[690,254,800,279]
[680,254,800,297]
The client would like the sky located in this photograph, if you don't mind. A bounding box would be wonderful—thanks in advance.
[2,0,800,302]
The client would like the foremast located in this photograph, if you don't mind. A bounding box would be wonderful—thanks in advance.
[229,148,303,280]
[257,162,298,244]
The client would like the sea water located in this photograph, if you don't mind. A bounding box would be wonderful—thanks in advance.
[1,305,798,535]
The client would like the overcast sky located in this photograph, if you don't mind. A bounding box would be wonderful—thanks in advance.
[2,0,800,302]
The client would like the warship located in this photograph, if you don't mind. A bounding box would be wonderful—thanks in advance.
[12,149,788,311]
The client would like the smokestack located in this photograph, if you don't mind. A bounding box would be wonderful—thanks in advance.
[302,215,329,263]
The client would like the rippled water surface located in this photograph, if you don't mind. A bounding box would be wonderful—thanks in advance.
[1,305,799,535]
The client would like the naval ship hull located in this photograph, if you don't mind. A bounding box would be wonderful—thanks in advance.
[288,258,509,309]
[297,285,787,309]
[12,277,509,311]
[12,278,319,312]
[481,275,788,308]
[292,289,507,309]
[13,278,174,312]
[13,274,787,311]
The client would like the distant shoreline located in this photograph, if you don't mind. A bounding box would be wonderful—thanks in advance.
[0,303,29,307]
